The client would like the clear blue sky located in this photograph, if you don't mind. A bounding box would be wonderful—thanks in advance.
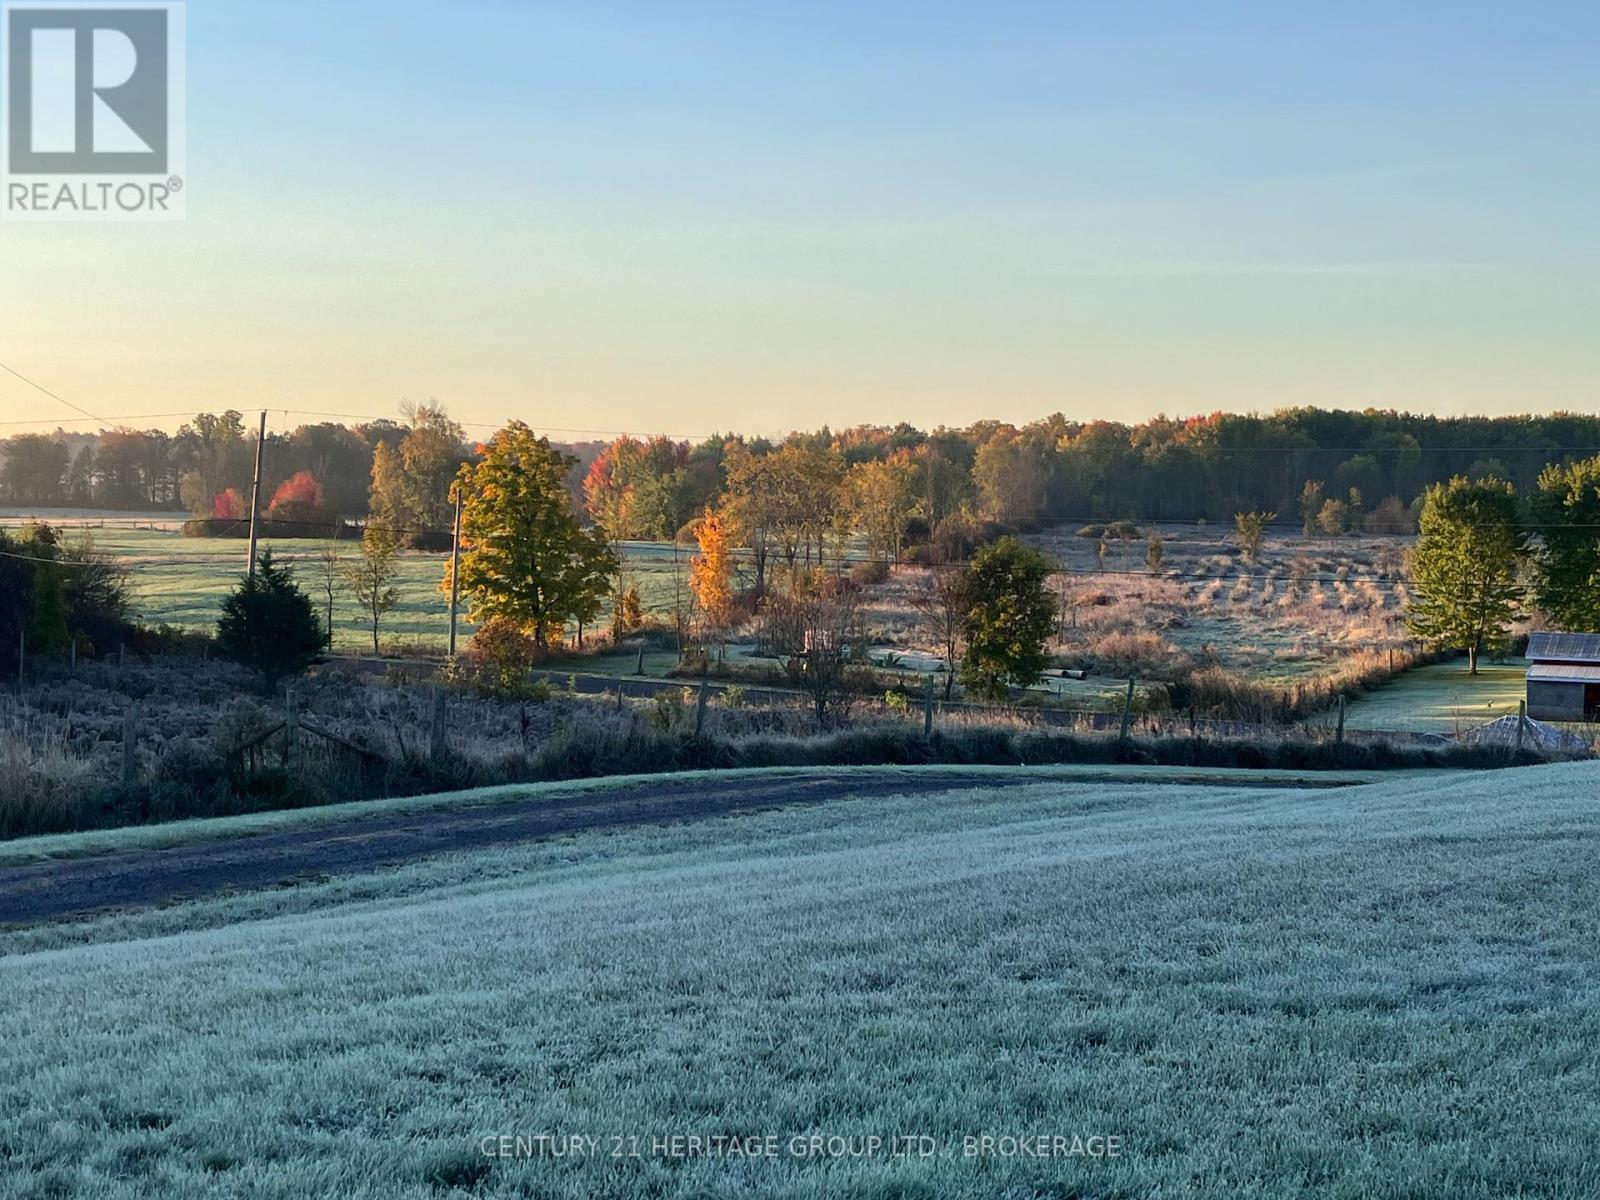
[4,0,1598,438]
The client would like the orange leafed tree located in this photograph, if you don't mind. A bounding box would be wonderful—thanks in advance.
[212,487,246,519]
[268,470,325,520]
[689,508,734,643]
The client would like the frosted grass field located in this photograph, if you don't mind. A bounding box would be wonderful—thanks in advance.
[4,766,1600,1198]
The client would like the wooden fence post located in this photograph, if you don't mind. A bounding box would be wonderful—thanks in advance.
[636,638,646,676]
[924,674,935,738]
[122,708,137,784]
[694,672,710,738]
[1119,678,1136,744]
[430,688,447,761]
[1514,700,1526,758]
[284,689,299,768]
[1335,694,1346,748]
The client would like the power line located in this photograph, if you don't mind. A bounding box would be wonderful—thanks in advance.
[0,412,202,428]
[0,360,107,425]
[0,547,101,568]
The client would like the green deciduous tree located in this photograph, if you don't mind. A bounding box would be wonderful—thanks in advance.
[1406,477,1527,674]
[342,528,401,654]
[398,401,467,532]
[958,537,1057,701]
[1530,456,1600,631]
[368,403,465,538]
[450,422,619,650]
[216,551,324,690]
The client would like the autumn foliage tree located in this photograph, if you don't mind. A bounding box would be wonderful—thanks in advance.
[689,508,735,651]
[212,488,246,520]
[368,403,466,543]
[582,434,710,542]
[448,422,618,651]
[268,470,326,522]
[841,452,918,563]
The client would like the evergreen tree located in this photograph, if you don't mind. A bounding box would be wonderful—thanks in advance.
[216,551,325,689]
[1406,477,1526,674]
[958,538,1057,701]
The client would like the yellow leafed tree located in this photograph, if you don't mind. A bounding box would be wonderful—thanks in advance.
[690,508,734,648]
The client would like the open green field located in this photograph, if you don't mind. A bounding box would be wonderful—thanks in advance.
[1337,661,1529,734]
[1,522,688,655]
[4,764,1599,1198]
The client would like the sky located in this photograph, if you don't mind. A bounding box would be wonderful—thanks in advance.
[2,0,1599,441]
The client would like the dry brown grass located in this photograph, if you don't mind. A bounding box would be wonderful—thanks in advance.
[0,722,97,838]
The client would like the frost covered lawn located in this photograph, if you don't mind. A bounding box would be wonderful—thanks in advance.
[4,766,1599,1198]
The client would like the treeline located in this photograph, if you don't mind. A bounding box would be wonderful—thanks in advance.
[8,406,1600,535]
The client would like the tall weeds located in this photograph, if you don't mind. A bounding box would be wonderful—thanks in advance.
[0,726,96,838]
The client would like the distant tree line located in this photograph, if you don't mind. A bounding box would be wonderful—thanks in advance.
[10,408,1600,536]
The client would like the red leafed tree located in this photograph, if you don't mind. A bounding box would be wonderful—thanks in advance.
[213,487,246,519]
[268,470,326,521]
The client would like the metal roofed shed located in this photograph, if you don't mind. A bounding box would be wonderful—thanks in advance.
[1524,631,1600,721]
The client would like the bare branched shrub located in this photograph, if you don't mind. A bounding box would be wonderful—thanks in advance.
[784,577,867,726]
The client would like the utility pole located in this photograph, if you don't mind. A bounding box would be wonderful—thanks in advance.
[447,484,463,657]
[246,410,267,577]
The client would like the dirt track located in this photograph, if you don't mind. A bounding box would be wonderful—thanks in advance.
[0,770,1038,927]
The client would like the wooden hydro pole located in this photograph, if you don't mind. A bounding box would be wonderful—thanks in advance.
[245,410,267,577]
[448,485,463,657]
